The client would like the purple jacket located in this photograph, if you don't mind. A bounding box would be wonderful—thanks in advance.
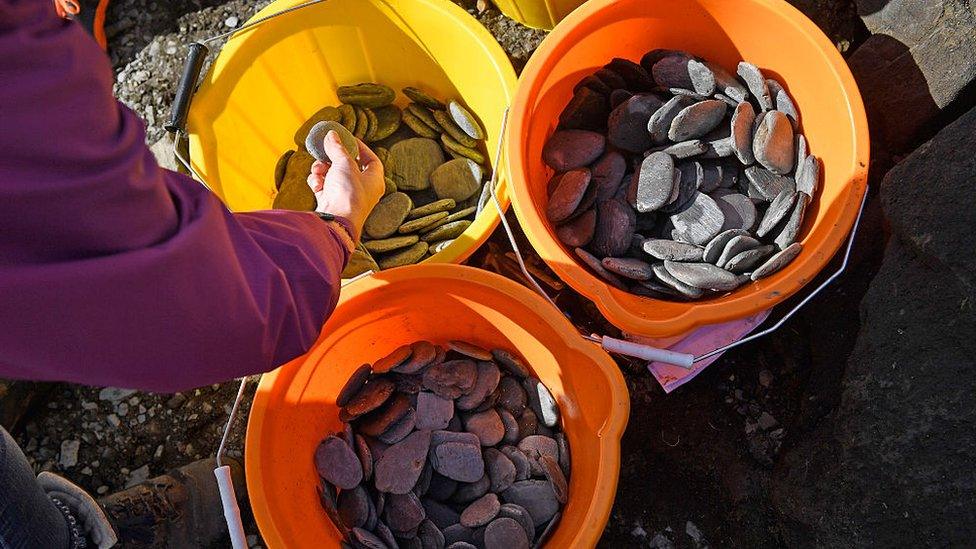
[0,1,351,391]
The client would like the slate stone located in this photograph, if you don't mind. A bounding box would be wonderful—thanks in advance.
[697,162,722,192]
[601,257,654,280]
[590,198,636,257]
[744,166,795,201]
[706,60,748,101]
[447,101,485,141]
[315,436,363,490]
[546,169,591,223]
[648,95,696,144]
[669,192,725,245]
[491,350,531,379]
[306,120,359,164]
[343,378,396,419]
[385,492,427,533]
[540,455,569,504]
[417,392,454,431]
[386,138,446,191]
[608,94,663,153]
[713,192,758,232]
[460,493,501,528]
[650,263,704,298]
[378,407,418,445]
[457,362,501,411]
[374,430,432,494]
[338,485,371,529]
[542,130,605,172]
[796,155,821,196]
[354,434,374,482]
[651,53,694,89]
[607,57,655,90]
[357,394,412,437]
[668,100,728,141]
[661,161,698,214]
[484,517,530,549]
[750,242,802,281]
[556,208,597,247]
[731,101,757,165]
[590,151,628,201]
[753,110,795,175]
[337,365,373,408]
[756,190,799,237]
[433,442,484,483]
[636,152,676,213]
[664,261,740,291]
[558,86,610,132]
[517,435,559,476]
[652,139,708,159]
[772,192,810,250]
[464,409,505,447]
[736,62,773,111]
[724,245,776,274]
[501,481,560,527]
[716,235,761,269]
[643,239,702,261]
[766,78,799,128]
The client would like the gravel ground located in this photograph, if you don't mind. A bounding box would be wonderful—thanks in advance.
[11,1,867,547]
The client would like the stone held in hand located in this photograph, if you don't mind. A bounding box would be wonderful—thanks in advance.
[636,152,677,213]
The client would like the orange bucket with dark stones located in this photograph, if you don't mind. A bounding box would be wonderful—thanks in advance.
[506,0,870,338]
[245,264,629,548]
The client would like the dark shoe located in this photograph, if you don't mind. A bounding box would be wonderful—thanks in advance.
[54,0,111,50]
[97,458,244,549]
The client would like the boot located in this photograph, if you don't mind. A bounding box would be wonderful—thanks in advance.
[97,458,245,549]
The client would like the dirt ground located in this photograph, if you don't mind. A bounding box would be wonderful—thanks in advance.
[6,1,875,547]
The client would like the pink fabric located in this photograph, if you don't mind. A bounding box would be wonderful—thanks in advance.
[0,0,351,391]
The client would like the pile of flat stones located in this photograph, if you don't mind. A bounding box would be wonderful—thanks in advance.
[543,50,821,300]
[315,341,569,549]
[273,84,494,278]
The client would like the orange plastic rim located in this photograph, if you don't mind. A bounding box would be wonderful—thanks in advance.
[507,0,870,338]
[245,264,630,548]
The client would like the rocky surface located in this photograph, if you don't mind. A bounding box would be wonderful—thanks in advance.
[2,0,973,548]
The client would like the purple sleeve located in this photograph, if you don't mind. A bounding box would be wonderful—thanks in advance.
[0,1,351,391]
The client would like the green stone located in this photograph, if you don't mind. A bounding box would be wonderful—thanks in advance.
[337,83,396,108]
[442,206,477,224]
[338,104,357,131]
[373,123,421,151]
[434,110,480,148]
[402,109,441,139]
[363,108,380,142]
[448,100,485,140]
[375,147,389,165]
[429,240,455,255]
[294,106,342,147]
[364,192,413,239]
[370,106,402,143]
[274,150,294,190]
[441,134,486,165]
[398,211,450,234]
[403,86,446,110]
[363,235,419,254]
[387,138,446,191]
[272,151,316,211]
[384,177,397,196]
[431,158,483,202]
[342,247,379,278]
[408,104,441,131]
[421,220,471,242]
[407,198,456,219]
[353,107,369,140]
[377,241,429,269]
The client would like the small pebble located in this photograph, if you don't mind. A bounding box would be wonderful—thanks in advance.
[736,62,772,111]
[501,480,560,527]
[756,190,799,237]
[773,193,810,250]
[796,155,820,196]
[315,436,363,490]
[664,261,740,291]
[461,493,501,527]
[751,243,803,281]
[668,100,728,142]
[484,517,530,549]
[542,130,606,172]
[374,430,431,494]
[636,152,677,213]
[433,442,484,483]
[753,111,795,175]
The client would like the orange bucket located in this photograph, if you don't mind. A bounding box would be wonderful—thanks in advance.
[506,0,870,338]
[245,264,629,548]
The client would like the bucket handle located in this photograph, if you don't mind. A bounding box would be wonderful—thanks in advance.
[486,109,871,370]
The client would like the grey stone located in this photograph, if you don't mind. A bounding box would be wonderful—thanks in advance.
[668,100,728,142]
[669,192,725,245]
[753,111,795,175]
[736,62,772,111]
[686,59,717,96]
[433,442,484,483]
[796,155,821,196]
[375,430,431,495]
[731,101,756,165]
[716,235,761,269]
[773,193,810,249]
[501,480,560,527]
[448,101,485,140]
[766,78,799,128]
[653,139,707,159]
[608,94,663,153]
[601,257,654,280]
[750,242,803,281]
[744,166,795,201]
[664,261,740,291]
[642,239,703,262]
[523,378,559,428]
[98,387,137,402]
[651,263,705,299]
[484,517,530,549]
[59,440,80,469]
[542,130,606,172]
[757,190,799,237]
[713,192,757,232]
[648,95,696,144]
[697,162,722,192]
[306,121,359,163]
[636,152,677,213]
[651,53,694,89]
[794,134,807,180]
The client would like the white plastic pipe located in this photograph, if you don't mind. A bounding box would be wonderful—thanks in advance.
[599,336,696,369]
[214,465,248,549]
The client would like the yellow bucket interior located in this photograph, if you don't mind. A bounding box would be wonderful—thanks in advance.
[492,0,587,30]
[186,0,518,266]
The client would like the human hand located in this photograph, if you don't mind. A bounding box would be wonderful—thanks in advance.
[306,131,385,243]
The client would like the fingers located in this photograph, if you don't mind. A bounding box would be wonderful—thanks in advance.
[306,172,325,193]
[310,160,328,176]
[322,130,355,172]
[357,139,381,170]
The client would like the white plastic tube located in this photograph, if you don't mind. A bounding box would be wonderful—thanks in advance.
[599,336,696,369]
[214,465,248,549]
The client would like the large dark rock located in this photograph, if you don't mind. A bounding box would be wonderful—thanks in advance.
[881,106,976,292]
[771,108,976,547]
[848,0,976,154]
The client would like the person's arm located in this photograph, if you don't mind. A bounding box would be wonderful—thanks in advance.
[0,1,377,391]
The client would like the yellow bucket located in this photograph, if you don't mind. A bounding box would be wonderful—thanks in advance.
[185,0,518,267]
[492,0,587,30]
